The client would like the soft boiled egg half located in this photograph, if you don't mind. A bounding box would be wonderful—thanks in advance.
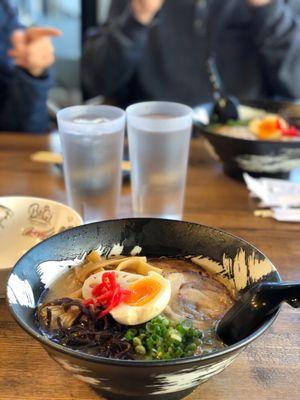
[111,271,171,325]
[82,270,171,325]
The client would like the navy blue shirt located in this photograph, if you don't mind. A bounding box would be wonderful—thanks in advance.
[82,0,300,108]
[0,0,51,132]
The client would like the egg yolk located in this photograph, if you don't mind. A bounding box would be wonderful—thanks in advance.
[124,277,162,306]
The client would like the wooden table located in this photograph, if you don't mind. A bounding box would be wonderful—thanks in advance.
[0,133,299,400]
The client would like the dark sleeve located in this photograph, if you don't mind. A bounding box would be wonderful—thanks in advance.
[250,0,300,99]
[81,0,150,99]
[0,68,52,133]
[0,0,51,133]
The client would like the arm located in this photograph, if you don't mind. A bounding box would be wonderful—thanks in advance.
[0,68,52,133]
[0,1,58,132]
[81,0,164,99]
[248,0,300,99]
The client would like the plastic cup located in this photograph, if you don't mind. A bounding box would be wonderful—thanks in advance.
[57,105,125,222]
[126,101,192,219]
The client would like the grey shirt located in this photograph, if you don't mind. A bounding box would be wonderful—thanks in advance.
[82,0,300,108]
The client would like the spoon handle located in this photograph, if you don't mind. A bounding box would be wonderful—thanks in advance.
[206,55,224,98]
[255,281,300,309]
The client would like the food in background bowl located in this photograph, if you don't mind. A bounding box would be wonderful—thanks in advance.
[7,219,280,400]
[37,254,234,360]
[211,113,300,141]
[193,100,300,179]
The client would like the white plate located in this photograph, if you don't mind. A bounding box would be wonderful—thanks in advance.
[0,196,83,297]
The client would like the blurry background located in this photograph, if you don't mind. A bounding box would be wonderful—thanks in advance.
[15,0,111,107]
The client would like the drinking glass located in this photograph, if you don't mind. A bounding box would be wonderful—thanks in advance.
[57,105,125,222]
[126,101,192,219]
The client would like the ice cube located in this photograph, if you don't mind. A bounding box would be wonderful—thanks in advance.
[73,115,110,124]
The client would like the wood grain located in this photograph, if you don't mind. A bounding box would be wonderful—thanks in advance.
[0,132,299,400]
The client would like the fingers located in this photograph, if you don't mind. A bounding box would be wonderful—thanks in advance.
[27,36,54,59]
[25,26,61,41]
[11,29,26,49]
[9,30,27,67]
[27,35,54,52]
[9,26,60,76]
[25,38,55,69]
[10,30,27,59]
[27,50,55,70]
[7,49,22,58]
[9,35,56,75]
[7,48,27,67]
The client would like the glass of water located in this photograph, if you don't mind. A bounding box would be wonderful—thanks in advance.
[126,101,192,220]
[57,105,125,222]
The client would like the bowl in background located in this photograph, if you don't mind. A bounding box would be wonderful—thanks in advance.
[7,218,280,400]
[193,99,300,181]
[0,196,82,297]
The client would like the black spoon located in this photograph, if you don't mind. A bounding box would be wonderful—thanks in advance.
[217,281,300,345]
[207,55,239,124]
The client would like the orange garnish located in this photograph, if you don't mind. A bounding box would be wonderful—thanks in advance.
[249,116,286,140]
[257,119,281,139]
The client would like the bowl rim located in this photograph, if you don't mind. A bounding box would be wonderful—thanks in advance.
[0,195,83,273]
[0,195,83,222]
[7,217,281,367]
[193,102,300,145]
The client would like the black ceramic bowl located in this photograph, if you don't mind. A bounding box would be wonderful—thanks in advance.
[7,219,280,400]
[193,99,300,180]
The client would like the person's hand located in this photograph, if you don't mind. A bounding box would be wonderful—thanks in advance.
[247,0,272,6]
[8,27,61,77]
[131,0,165,25]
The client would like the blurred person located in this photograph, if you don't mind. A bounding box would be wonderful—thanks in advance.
[82,0,300,108]
[0,0,60,132]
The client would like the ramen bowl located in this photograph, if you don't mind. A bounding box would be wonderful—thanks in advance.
[0,196,82,297]
[7,218,280,400]
[193,99,300,180]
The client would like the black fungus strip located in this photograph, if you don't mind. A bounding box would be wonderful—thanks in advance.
[46,307,52,330]
[37,298,134,360]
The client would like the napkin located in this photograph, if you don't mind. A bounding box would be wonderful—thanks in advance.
[244,173,300,222]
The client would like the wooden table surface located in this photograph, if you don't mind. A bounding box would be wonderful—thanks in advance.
[0,132,299,400]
